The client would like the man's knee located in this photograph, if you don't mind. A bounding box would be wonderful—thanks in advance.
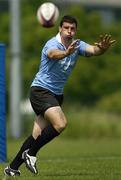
[54,120,67,133]
[44,106,67,133]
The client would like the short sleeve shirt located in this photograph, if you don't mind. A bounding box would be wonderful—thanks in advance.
[31,33,90,95]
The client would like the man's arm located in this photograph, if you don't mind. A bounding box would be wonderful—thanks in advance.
[47,39,80,60]
[85,34,116,56]
[47,49,69,59]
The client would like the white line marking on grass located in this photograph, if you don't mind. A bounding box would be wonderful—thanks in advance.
[2,176,7,180]
[43,156,121,162]
[2,175,17,180]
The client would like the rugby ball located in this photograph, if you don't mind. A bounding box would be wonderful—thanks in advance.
[37,2,59,28]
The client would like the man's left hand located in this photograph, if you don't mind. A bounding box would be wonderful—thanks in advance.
[94,34,116,51]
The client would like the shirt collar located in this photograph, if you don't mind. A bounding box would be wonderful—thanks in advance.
[56,33,62,44]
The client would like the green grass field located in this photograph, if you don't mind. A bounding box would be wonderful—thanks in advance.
[0,138,121,180]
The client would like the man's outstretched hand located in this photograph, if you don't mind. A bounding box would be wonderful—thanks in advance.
[94,34,116,51]
[66,39,80,55]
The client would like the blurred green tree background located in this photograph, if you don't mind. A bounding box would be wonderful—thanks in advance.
[0,0,121,137]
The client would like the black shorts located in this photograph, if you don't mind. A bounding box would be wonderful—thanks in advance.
[29,86,64,117]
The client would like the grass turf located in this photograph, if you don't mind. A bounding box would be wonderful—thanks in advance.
[0,138,121,180]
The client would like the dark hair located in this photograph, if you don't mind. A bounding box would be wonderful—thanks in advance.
[60,15,77,28]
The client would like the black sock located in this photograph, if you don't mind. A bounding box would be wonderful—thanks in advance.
[28,125,60,156]
[10,135,35,170]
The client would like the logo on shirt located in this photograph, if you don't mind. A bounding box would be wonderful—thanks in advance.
[59,57,76,71]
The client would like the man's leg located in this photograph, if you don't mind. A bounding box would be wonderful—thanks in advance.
[23,106,67,173]
[4,115,47,176]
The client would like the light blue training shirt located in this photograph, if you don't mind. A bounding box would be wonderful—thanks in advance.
[31,33,90,95]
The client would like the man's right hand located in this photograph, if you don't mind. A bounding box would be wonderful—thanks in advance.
[65,39,80,55]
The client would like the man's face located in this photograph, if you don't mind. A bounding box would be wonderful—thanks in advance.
[59,22,77,41]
